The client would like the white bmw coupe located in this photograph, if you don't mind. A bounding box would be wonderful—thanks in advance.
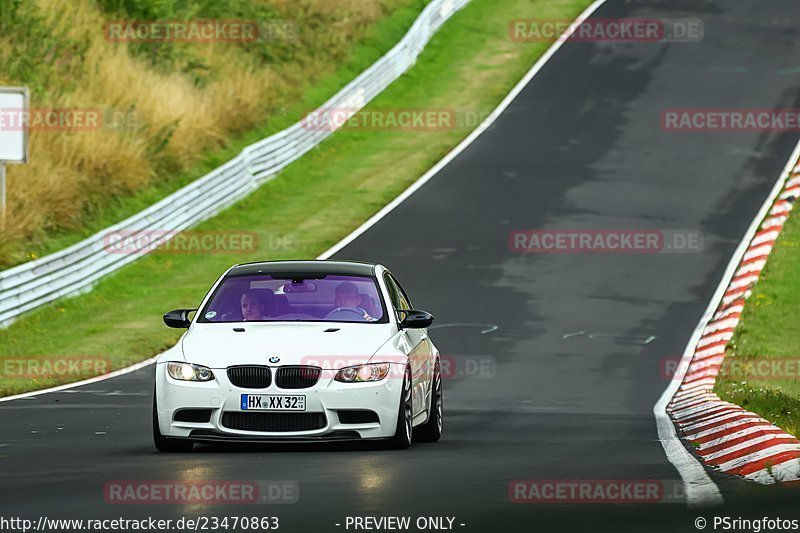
[153,260,442,451]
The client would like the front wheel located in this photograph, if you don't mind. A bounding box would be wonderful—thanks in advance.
[415,358,442,442]
[153,389,194,453]
[387,365,413,450]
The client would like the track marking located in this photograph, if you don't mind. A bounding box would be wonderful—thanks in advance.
[654,137,800,506]
[0,356,158,404]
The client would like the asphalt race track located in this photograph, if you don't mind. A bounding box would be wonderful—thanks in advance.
[3,1,800,532]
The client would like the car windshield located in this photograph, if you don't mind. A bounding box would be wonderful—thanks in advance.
[198,273,387,323]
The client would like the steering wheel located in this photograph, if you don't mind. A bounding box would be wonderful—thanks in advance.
[325,307,367,321]
[275,313,317,320]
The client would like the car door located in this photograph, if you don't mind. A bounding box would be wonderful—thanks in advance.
[384,273,432,419]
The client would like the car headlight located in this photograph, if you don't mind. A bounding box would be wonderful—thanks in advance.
[334,363,391,383]
[167,362,215,382]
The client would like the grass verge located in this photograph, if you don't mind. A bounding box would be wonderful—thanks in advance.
[715,195,800,437]
[0,0,423,266]
[0,0,591,396]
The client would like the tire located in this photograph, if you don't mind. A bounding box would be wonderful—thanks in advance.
[153,389,194,453]
[414,358,442,443]
[387,365,413,450]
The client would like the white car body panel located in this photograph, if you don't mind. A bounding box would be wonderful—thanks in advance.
[177,322,396,367]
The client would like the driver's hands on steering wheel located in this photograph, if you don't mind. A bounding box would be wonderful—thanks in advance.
[325,306,376,322]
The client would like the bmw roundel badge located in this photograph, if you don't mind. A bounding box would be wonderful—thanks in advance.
[269,356,280,363]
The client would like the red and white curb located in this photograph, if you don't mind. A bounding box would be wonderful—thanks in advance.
[667,169,800,484]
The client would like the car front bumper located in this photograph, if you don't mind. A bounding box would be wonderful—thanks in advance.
[155,362,403,441]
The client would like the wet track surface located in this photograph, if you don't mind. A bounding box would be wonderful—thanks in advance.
[3,1,800,531]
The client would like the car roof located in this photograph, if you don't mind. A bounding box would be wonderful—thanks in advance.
[227,260,379,278]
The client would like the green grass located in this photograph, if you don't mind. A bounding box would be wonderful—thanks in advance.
[13,0,428,265]
[95,0,301,73]
[715,201,800,436]
[0,0,591,396]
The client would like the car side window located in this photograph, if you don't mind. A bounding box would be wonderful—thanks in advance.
[384,273,412,313]
[383,273,403,311]
[390,275,413,309]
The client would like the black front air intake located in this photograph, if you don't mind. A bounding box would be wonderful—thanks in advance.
[221,412,326,432]
[337,410,379,424]
[227,366,272,388]
[173,409,212,423]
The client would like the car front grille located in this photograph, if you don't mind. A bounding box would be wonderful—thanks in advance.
[227,366,272,389]
[275,366,322,389]
[221,412,326,432]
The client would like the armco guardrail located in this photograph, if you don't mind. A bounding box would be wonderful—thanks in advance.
[0,0,469,326]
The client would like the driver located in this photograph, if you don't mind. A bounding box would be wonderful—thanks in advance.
[329,281,375,322]
[240,290,269,321]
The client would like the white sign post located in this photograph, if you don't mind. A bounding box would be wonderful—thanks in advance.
[0,86,30,226]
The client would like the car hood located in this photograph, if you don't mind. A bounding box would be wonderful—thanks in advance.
[179,322,395,369]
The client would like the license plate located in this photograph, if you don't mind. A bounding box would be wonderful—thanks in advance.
[240,394,306,411]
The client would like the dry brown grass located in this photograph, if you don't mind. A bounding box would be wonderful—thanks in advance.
[0,0,412,265]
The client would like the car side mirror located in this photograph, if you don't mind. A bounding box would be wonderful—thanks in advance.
[398,309,434,329]
[163,309,196,329]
